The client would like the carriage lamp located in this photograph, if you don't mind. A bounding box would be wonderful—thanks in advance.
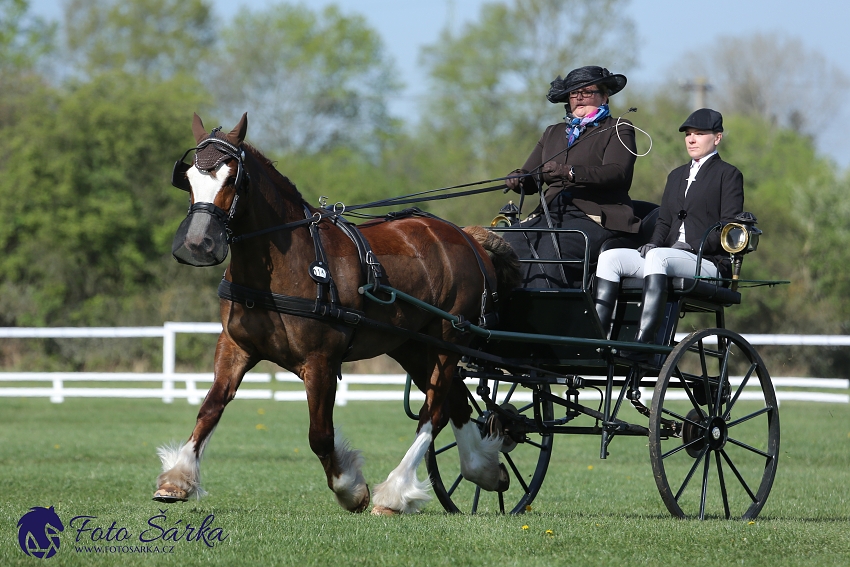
[720,212,762,291]
[491,201,520,227]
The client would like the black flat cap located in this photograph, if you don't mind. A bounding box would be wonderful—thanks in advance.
[679,108,724,132]
[547,66,627,104]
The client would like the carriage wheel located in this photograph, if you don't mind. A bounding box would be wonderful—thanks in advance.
[426,377,553,514]
[648,328,780,520]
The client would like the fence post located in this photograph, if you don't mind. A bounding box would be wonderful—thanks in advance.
[51,376,63,404]
[162,324,175,403]
[337,375,349,406]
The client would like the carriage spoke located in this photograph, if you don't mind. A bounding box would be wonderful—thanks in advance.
[502,382,519,404]
[503,453,531,494]
[699,449,711,520]
[720,449,758,502]
[676,368,707,419]
[516,402,534,414]
[727,406,773,429]
[446,473,464,497]
[661,437,703,460]
[660,406,704,427]
[715,451,731,519]
[498,491,505,514]
[714,342,732,415]
[493,380,500,403]
[726,436,772,459]
[674,447,707,500]
[434,441,458,456]
[724,363,758,420]
[523,436,546,450]
[471,486,481,514]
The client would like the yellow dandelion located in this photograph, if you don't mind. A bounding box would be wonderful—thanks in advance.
[587,465,593,470]
[257,408,266,415]
[521,525,529,530]
[748,521,755,525]
[525,505,532,512]
[294,448,300,453]
[545,529,553,536]
[53,444,60,449]
[256,424,267,431]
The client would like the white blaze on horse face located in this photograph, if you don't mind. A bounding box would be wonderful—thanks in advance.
[451,421,503,491]
[186,162,232,204]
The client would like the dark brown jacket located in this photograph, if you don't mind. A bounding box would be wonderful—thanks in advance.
[513,115,640,233]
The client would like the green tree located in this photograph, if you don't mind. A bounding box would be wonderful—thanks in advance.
[0,0,54,72]
[62,0,215,79]
[419,0,637,179]
[209,3,401,157]
[0,72,212,329]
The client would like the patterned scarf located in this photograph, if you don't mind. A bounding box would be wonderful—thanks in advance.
[565,104,610,147]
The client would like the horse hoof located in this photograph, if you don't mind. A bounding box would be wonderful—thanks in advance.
[153,484,188,503]
[371,505,397,516]
[351,486,371,513]
[497,463,511,492]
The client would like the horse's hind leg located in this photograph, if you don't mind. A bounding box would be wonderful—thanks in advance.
[304,357,370,513]
[371,350,459,515]
[153,335,254,502]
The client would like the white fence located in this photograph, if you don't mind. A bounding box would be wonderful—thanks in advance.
[0,324,847,405]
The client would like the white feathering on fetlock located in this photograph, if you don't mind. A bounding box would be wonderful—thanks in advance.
[330,430,369,511]
[155,441,206,498]
[452,421,504,491]
[371,423,433,514]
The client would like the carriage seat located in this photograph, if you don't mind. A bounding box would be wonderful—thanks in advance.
[620,276,741,305]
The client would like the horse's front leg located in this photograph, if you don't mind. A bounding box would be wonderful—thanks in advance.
[304,357,370,513]
[153,334,254,502]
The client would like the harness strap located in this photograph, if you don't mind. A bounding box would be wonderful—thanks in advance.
[218,279,363,325]
[217,279,563,377]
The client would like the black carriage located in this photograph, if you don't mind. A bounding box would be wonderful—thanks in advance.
[389,201,782,520]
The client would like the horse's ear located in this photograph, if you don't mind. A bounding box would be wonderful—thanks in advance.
[192,113,207,144]
[225,113,248,147]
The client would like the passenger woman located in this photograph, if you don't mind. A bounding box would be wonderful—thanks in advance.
[504,65,641,288]
[594,108,744,348]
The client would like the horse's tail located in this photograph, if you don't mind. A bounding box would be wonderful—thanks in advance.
[462,226,521,301]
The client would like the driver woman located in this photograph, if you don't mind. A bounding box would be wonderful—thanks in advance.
[504,65,641,288]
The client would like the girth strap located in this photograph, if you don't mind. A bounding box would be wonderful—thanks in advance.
[218,279,364,325]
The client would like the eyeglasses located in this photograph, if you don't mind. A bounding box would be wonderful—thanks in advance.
[569,89,601,99]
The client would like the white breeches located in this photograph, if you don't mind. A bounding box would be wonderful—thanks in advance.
[596,247,718,283]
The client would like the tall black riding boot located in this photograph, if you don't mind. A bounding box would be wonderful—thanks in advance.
[635,274,669,344]
[594,278,619,338]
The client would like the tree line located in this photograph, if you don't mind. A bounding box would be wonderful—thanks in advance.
[1,0,848,375]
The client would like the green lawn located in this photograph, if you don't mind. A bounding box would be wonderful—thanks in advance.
[1,397,848,566]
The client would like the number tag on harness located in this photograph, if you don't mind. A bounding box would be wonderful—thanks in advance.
[309,261,331,284]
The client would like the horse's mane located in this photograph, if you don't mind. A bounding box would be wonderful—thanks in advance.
[243,142,306,206]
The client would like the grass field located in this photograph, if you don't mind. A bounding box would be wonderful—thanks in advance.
[1,397,848,566]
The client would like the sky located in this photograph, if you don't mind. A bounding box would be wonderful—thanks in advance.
[27,0,850,167]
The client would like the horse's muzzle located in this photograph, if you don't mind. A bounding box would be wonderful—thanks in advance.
[172,203,229,267]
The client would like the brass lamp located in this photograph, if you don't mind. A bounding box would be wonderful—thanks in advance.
[720,212,762,291]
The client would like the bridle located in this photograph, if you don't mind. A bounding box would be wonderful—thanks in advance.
[171,130,250,237]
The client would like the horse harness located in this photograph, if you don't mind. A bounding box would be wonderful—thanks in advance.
[174,132,501,354]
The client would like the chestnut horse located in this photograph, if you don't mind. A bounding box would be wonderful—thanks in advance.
[154,113,520,514]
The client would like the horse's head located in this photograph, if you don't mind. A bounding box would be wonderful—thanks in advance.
[171,113,249,267]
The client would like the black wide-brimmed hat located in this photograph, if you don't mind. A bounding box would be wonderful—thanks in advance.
[546,66,627,104]
[679,108,724,132]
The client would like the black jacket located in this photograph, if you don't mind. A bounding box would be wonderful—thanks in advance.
[651,153,744,277]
